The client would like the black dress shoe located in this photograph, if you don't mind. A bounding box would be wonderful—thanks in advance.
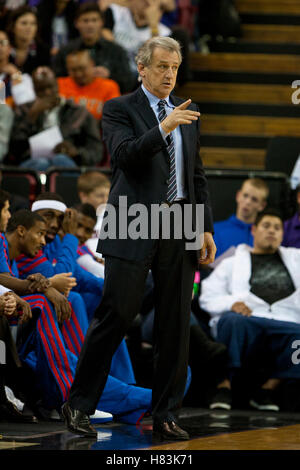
[0,400,38,423]
[153,421,190,441]
[62,402,97,438]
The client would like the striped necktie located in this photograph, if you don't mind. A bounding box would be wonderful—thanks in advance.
[158,99,177,203]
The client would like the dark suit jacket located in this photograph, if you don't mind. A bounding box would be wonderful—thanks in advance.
[98,86,213,261]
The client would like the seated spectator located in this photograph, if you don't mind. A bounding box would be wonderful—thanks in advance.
[105,0,171,73]
[37,0,78,56]
[200,208,300,411]
[57,48,120,122]
[77,170,111,255]
[8,66,103,169]
[282,184,300,248]
[213,178,269,259]
[77,170,110,212]
[6,5,51,75]
[0,29,34,108]
[73,202,105,279]
[104,0,190,85]
[53,2,135,93]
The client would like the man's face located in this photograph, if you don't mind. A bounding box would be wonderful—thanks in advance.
[0,31,10,62]
[138,47,180,99]
[76,212,95,245]
[22,220,47,257]
[236,182,267,223]
[0,200,10,232]
[129,0,151,24]
[33,75,60,107]
[36,209,64,243]
[66,52,95,86]
[252,215,283,254]
[75,12,103,43]
[79,186,110,210]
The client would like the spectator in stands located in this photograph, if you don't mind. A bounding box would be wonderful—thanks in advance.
[37,0,78,56]
[103,0,189,85]
[57,48,120,122]
[8,66,103,169]
[77,170,110,211]
[200,208,300,411]
[282,184,300,248]
[105,0,171,73]
[6,5,51,74]
[0,29,23,107]
[213,178,269,259]
[77,170,111,255]
[0,29,36,110]
[53,2,135,93]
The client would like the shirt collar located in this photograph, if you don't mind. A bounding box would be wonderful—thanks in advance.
[141,84,175,110]
[230,214,253,228]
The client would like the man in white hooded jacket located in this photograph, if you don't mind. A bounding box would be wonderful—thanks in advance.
[200,208,300,411]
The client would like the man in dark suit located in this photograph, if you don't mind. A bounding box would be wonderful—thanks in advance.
[62,36,216,441]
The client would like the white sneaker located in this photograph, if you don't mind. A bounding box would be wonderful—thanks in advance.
[90,409,113,423]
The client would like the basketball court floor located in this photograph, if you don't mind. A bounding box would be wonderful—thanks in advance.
[1,407,300,454]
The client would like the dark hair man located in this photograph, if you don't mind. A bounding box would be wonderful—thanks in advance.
[8,66,103,169]
[53,2,134,93]
[201,208,300,412]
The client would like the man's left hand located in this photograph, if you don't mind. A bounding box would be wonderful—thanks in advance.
[198,232,216,265]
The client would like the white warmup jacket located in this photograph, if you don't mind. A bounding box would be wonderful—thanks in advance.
[200,244,300,338]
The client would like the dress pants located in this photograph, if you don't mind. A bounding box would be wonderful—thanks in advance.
[69,218,197,422]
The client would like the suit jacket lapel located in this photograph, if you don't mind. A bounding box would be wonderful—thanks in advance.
[132,86,158,130]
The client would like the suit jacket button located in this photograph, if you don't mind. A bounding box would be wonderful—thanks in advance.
[165,179,169,184]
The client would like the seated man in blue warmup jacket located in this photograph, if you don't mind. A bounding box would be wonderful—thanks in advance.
[16,193,104,319]
[213,178,269,259]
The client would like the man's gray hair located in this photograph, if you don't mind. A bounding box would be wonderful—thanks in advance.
[135,36,182,67]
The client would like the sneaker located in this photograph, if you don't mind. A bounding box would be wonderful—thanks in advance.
[208,388,232,410]
[249,389,279,412]
[90,409,113,423]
